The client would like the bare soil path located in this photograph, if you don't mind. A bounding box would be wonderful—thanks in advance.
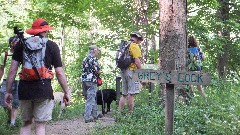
[45,113,115,135]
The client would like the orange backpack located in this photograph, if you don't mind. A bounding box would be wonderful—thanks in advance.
[19,36,53,81]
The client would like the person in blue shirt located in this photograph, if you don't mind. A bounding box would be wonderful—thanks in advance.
[188,36,206,98]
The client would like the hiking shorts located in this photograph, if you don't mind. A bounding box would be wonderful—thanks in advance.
[20,99,54,122]
[0,80,19,108]
[191,66,202,71]
[120,69,139,95]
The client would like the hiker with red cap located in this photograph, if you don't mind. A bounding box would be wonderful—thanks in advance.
[5,18,71,135]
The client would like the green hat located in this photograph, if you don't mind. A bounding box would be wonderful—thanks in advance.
[130,32,143,41]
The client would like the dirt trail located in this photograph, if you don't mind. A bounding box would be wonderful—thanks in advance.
[45,114,115,135]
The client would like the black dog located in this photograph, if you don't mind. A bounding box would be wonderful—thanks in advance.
[97,89,116,115]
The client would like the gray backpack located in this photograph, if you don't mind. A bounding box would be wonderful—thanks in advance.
[19,36,53,81]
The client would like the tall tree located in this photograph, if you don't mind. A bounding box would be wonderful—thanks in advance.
[216,0,230,79]
[159,0,187,134]
[187,0,240,80]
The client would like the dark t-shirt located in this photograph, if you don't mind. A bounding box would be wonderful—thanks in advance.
[13,39,62,100]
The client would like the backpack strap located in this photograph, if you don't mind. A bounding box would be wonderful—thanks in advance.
[4,51,8,66]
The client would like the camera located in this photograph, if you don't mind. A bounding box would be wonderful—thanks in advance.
[13,26,24,39]
[11,26,25,46]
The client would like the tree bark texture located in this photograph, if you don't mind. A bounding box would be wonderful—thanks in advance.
[159,0,187,71]
[216,0,230,80]
[159,0,187,135]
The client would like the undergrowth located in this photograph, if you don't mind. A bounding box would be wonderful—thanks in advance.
[94,81,240,135]
[1,81,239,135]
[0,96,85,135]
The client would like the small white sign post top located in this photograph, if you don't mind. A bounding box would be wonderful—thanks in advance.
[133,69,211,85]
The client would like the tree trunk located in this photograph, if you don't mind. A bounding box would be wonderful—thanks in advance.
[60,25,66,69]
[133,0,149,63]
[216,0,230,80]
[159,0,187,101]
[159,0,187,134]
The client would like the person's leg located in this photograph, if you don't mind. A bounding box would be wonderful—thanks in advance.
[10,81,20,126]
[127,70,139,113]
[197,85,206,98]
[0,80,11,123]
[33,99,54,133]
[118,95,127,112]
[35,121,46,135]
[128,94,135,113]
[20,120,32,135]
[10,107,18,126]
[91,84,98,119]
[20,100,34,135]
[118,70,127,112]
[84,82,96,122]
[4,107,11,123]
[189,85,194,93]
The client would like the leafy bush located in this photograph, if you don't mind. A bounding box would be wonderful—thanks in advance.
[0,108,21,135]
[94,82,240,135]
[1,81,239,135]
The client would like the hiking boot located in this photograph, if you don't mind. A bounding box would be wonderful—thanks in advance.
[85,118,96,123]
[97,113,104,118]
[93,117,98,121]
[9,123,16,128]
[93,113,104,120]
[7,120,11,125]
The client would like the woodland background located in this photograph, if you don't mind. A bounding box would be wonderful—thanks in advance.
[0,0,240,135]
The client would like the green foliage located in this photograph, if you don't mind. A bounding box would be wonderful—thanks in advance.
[0,0,239,134]
[174,82,240,134]
[52,97,85,120]
[93,82,240,135]
[0,108,21,135]
[188,0,240,79]
[92,0,159,37]
[28,0,90,29]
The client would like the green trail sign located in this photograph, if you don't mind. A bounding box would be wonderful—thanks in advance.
[133,69,211,85]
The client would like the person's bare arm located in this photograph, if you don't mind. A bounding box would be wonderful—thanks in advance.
[55,67,70,104]
[6,60,18,93]
[5,60,18,107]
[0,65,4,81]
[135,58,141,69]
[199,47,206,61]
[201,52,206,61]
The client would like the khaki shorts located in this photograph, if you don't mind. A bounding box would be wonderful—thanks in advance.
[120,70,139,95]
[20,99,54,122]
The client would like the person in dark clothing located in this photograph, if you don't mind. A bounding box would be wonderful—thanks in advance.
[5,18,71,135]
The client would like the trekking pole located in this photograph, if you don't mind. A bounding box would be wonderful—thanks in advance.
[100,89,105,115]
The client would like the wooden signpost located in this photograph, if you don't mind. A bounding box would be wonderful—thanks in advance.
[133,69,211,85]
[133,69,211,134]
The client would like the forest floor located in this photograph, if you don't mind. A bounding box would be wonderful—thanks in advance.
[44,112,115,135]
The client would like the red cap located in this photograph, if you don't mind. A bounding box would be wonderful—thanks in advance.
[26,18,54,35]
